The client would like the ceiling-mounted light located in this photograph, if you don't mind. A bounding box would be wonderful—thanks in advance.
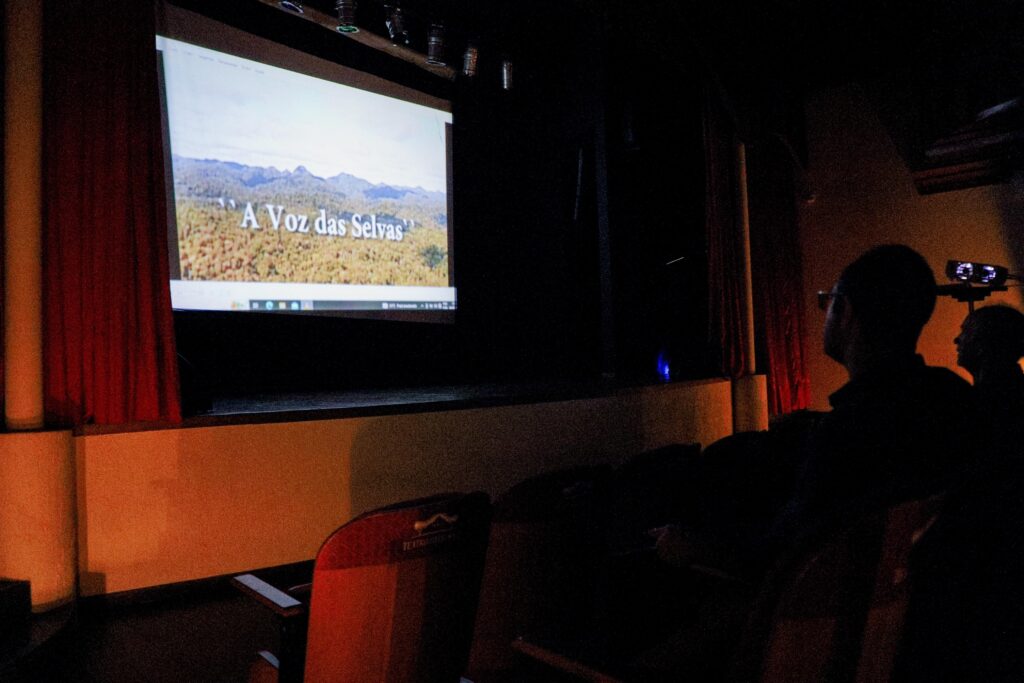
[426,23,446,66]
[500,57,513,91]
[335,0,358,33]
[384,3,409,45]
[461,42,479,78]
[279,1,304,12]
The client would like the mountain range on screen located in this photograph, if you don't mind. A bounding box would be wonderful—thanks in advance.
[172,156,447,207]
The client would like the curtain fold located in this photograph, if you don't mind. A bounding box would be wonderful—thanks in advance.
[703,79,810,415]
[747,143,811,415]
[704,82,752,380]
[43,0,181,425]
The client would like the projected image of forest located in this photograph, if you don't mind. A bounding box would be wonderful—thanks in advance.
[171,156,450,287]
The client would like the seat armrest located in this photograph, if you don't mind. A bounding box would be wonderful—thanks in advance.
[688,563,752,586]
[256,650,280,669]
[511,637,626,683]
[232,573,307,618]
[286,582,312,603]
[234,573,309,682]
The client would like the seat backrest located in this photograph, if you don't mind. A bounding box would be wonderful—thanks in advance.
[605,443,701,554]
[465,465,613,678]
[304,492,491,683]
[600,444,704,655]
[732,496,943,683]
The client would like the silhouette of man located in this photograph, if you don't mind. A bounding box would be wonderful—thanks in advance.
[640,245,981,678]
[656,245,979,574]
[955,305,1024,382]
[955,304,1024,432]
[773,245,979,546]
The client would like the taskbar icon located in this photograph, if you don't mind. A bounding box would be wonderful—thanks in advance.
[249,299,305,312]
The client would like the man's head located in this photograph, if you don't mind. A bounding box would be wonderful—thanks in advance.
[955,304,1024,377]
[823,245,936,365]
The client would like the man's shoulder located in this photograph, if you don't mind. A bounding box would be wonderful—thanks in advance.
[895,364,978,421]
[917,364,974,397]
[830,359,973,410]
[826,361,978,432]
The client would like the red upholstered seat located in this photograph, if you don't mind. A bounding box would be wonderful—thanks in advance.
[236,492,491,683]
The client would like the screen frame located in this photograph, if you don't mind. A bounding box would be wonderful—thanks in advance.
[156,2,458,323]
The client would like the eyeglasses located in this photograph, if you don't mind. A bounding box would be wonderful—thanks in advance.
[817,290,837,311]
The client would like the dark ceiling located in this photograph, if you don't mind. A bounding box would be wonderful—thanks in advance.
[603,0,1024,95]
[264,0,1024,179]
[295,0,1024,114]
[593,0,1024,179]
[274,1,1024,96]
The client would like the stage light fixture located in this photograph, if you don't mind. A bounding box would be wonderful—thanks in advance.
[946,260,1010,286]
[384,3,409,45]
[279,1,304,12]
[461,43,479,78]
[426,23,447,65]
[335,0,358,33]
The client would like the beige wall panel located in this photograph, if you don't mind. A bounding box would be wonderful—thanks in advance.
[0,431,76,609]
[75,381,732,595]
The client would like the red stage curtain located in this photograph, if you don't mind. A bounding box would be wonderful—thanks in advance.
[703,83,752,379]
[703,81,810,415]
[747,143,811,415]
[42,0,181,425]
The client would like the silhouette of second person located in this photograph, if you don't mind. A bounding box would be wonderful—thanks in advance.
[954,304,1024,441]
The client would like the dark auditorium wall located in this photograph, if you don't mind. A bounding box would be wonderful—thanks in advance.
[798,84,1024,409]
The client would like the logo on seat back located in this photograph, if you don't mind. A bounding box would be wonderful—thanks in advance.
[413,512,459,533]
[395,511,461,556]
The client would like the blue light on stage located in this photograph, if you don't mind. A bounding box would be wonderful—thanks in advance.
[656,352,671,382]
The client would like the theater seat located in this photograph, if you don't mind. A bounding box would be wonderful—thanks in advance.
[603,444,703,655]
[511,495,943,683]
[465,465,613,681]
[233,492,491,683]
[733,495,944,682]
